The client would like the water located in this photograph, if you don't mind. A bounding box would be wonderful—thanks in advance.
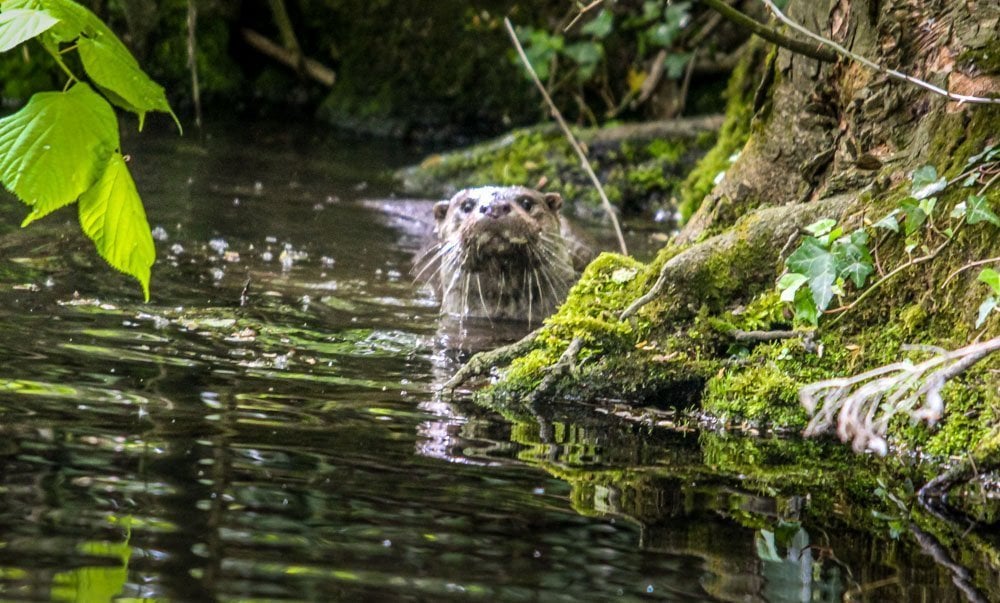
[0,121,989,601]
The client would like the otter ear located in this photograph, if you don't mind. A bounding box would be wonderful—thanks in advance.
[433,200,450,221]
[543,192,563,212]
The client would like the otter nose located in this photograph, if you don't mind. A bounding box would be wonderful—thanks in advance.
[480,200,511,219]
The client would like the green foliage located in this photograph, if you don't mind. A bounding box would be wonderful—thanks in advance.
[779,220,873,325]
[0,8,56,51]
[780,157,1000,327]
[976,268,1000,328]
[0,0,176,300]
[514,2,695,119]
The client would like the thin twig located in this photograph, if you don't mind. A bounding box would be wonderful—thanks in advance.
[731,329,807,342]
[760,0,1000,105]
[564,0,606,33]
[702,0,837,63]
[186,0,202,131]
[943,255,1000,288]
[826,225,961,326]
[505,18,628,255]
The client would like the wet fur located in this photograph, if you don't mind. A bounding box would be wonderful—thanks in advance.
[414,186,586,324]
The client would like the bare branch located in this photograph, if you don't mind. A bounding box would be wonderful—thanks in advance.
[702,0,837,63]
[564,0,605,33]
[504,18,628,255]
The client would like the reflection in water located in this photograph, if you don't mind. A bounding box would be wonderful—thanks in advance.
[0,122,991,601]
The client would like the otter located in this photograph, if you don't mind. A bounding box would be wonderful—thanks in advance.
[414,186,591,323]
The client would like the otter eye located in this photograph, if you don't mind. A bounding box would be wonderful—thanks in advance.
[460,199,475,213]
[517,196,534,211]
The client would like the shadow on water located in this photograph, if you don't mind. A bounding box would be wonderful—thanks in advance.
[0,120,996,601]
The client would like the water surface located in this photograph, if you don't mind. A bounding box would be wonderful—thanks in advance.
[0,121,986,601]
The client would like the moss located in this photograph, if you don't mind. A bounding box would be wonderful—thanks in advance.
[496,253,650,394]
[958,38,1000,73]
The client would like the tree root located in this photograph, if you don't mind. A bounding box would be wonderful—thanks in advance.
[801,337,1000,454]
[526,337,584,405]
[438,328,542,396]
[622,195,854,319]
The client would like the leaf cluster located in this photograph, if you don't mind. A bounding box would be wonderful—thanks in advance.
[0,0,177,300]
[514,1,695,121]
[778,219,873,325]
[779,157,1000,326]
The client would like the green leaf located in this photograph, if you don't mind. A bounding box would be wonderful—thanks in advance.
[978,268,1000,297]
[873,210,899,233]
[78,151,155,300]
[664,52,690,79]
[965,194,1000,226]
[0,8,58,52]
[976,296,997,328]
[833,229,874,289]
[3,0,92,43]
[562,41,603,80]
[950,201,967,220]
[899,198,927,236]
[787,236,837,310]
[0,83,118,222]
[777,272,808,302]
[910,165,947,200]
[918,196,936,217]
[793,286,819,326]
[805,218,836,238]
[580,9,613,38]
[967,143,998,166]
[77,34,174,130]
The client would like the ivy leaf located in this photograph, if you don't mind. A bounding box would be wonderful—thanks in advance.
[793,286,819,326]
[664,52,691,79]
[834,229,874,289]
[0,83,118,223]
[899,198,927,236]
[873,210,900,233]
[965,194,1000,226]
[777,272,808,302]
[950,201,967,220]
[978,268,1000,297]
[805,218,837,238]
[563,41,603,80]
[0,8,58,52]
[580,9,613,38]
[910,165,947,200]
[78,151,155,301]
[976,296,997,328]
[967,143,998,166]
[787,236,837,310]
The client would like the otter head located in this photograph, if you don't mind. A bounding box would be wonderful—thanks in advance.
[433,186,563,270]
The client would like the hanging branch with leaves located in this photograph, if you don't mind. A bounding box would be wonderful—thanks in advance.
[0,0,177,300]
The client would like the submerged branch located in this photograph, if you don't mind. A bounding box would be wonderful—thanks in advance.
[439,328,543,396]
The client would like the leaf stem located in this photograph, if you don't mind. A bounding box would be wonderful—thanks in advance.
[42,43,78,86]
